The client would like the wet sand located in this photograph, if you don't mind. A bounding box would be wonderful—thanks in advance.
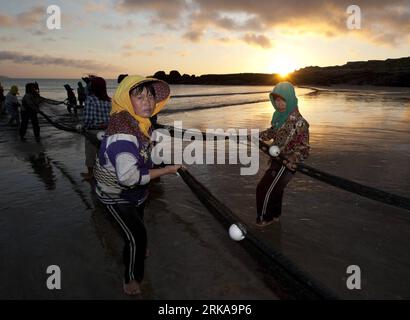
[0,116,277,300]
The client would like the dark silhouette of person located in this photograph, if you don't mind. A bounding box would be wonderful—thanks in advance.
[64,84,78,115]
[77,82,86,108]
[117,74,128,84]
[20,83,43,142]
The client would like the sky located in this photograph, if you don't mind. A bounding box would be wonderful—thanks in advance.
[0,0,409,78]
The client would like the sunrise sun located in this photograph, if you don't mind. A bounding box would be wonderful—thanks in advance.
[268,57,298,77]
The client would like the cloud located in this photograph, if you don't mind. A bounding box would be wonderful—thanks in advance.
[0,36,17,42]
[116,0,188,21]
[242,33,272,49]
[193,10,265,32]
[122,45,164,57]
[0,6,77,31]
[122,43,135,49]
[42,37,57,42]
[0,51,118,72]
[16,6,44,27]
[85,1,109,13]
[112,0,410,47]
[30,29,47,36]
[122,50,157,57]
[183,29,204,42]
[0,13,14,27]
[102,19,136,30]
[0,6,45,28]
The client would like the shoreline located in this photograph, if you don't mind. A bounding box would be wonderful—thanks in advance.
[300,84,410,92]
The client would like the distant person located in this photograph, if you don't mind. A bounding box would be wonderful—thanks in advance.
[82,74,96,96]
[0,82,5,115]
[20,83,44,142]
[117,74,128,84]
[256,82,310,226]
[77,82,86,108]
[64,84,78,115]
[5,85,20,127]
[93,75,180,296]
[82,77,111,180]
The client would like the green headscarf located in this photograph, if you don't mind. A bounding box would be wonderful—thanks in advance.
[269,82,298,130]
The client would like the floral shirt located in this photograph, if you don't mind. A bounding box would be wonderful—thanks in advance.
[260,109,310,164]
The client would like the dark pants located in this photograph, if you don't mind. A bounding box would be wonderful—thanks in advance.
[105,202,147,283]
[67,103,77,116]
[7,109,20,127]
[20,109,40,138]
[256,161,294,222]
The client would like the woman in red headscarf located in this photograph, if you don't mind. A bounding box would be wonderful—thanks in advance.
[82,77,112,180]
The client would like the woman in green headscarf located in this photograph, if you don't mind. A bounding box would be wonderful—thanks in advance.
[256,82,310,226]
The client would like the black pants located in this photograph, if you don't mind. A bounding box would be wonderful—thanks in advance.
[105,202,147,283]
[20,109,40,138]
[256,161,294,222]
[67,103,77,116]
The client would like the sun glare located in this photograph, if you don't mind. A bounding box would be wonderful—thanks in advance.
[268,57,297,78]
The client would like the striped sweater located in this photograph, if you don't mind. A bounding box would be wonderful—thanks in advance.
[94,111,153,205]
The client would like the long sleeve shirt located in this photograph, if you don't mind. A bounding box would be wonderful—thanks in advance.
[83,95,111,129]
[260,109,310,164]
[22,93,42,112]
[5,93,20,113]
[94,111,153,205]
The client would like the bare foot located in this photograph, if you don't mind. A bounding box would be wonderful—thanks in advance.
[255,218,280,227]
[123,280,141,296]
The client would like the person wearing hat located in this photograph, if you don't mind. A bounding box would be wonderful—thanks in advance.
[256,82,310,226]
[93,75,181,295]
[5,85,20,127]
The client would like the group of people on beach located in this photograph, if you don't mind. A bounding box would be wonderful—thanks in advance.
[63,81,87,116]
[2,75,310,296]
[78,75,310,295]
[0,81,45,142]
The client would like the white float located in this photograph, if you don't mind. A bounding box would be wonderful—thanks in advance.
[75,124,83,132]
[228,223,247,241]
[96,131,105,141]
[269,145,280,157]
